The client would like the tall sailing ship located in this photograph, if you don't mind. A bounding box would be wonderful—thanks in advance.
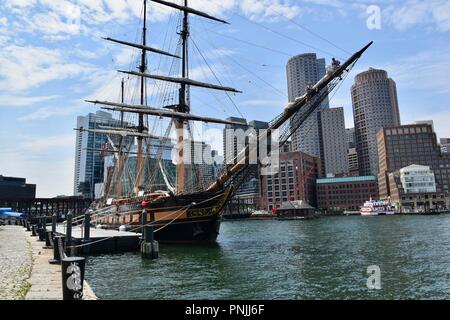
[80,0,372,243]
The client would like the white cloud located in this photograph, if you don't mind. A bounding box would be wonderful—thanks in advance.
[240,0,301,22]
[0,45,95,92]
[17,103,85,121]
[19,133,75,152]
[0,94,59,107]
[383,0,450,32]
[4,0,37,8]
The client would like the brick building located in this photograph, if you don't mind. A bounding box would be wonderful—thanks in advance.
[316,176,379,212]
[377,123,450,199]
[260,151,321,211]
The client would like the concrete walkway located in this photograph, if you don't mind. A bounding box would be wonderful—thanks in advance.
[0,225,97,300]
[0,226,33,300]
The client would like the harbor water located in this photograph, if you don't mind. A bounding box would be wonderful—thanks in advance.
[85,215,450,300]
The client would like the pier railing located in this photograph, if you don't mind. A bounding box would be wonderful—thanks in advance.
[0,196,92,219]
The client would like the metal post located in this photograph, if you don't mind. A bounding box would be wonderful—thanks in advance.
[140,209,159,259]
[66,213,73,256]
[49,235,65,265]
[61,257,85,300]
[84,212,91,241]
[44,231,53,249]
[31,225,37,237]
[38,217,45,241]
[52,213,57,233]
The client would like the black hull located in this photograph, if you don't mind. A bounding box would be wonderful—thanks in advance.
[152,216,221,244]
[94,188,233,244]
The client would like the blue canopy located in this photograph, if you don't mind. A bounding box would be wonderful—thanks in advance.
[0,208,13,213]
[0,211,25,218]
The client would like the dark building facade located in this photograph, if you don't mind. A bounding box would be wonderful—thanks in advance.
[377,123,450,199]
[260,151,321,211]
[0,175,36,199]
[317,176,379,212]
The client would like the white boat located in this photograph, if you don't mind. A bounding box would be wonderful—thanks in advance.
[360,199,396,216]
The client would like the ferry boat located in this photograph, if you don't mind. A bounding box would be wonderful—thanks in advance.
[360,199,396,216]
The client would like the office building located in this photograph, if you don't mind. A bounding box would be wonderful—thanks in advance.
[223,118,269,205]
[377,123,450,199]
[260,151,321,211]
[74,111,130,198]
[346,128,356,149]
[97,137,174,199]
[387,165,449,212]
[0,175,36,199]
[352,68,401,176]
[223,117,248,166]
[441,138,450,154]
[287,53,329,157]
[348,148,359,176]
[318,107,349,176]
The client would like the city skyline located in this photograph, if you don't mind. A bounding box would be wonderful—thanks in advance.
[1,0,450,197]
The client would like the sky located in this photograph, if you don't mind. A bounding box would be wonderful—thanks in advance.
[0,0,450,197]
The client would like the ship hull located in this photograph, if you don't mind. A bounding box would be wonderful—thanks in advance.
[92,188,233,244]
[151,216,221,243]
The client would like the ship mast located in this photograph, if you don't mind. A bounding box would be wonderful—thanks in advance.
[136,0,148,195]
[175,0,190,194]
[85,0,239,197]
[117,78,125,198]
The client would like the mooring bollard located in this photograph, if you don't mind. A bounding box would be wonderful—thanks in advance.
[37,217,45,241]
[38,218,46,241]
[31,225,38,237]
[84,212,91,241]
[44,231,53,249]
[61,256,85,300]
[65,213,73,256]
[140,209,159,259]
[38,227,45,241]
[52,213,57,233]
[49,235,65,265]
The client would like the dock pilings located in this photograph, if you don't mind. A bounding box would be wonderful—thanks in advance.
[52,213,57,233]
[37,217,46,241]
[140,209,159,259]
